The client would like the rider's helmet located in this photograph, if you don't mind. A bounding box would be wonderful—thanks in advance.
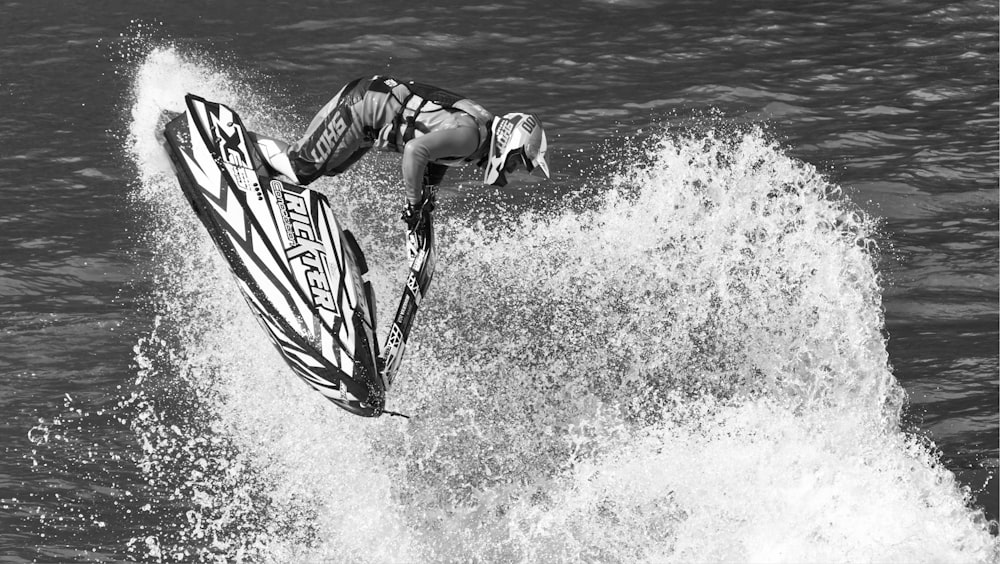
[483,113,550,187]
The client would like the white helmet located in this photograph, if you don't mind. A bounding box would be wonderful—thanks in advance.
[483,113,550,187]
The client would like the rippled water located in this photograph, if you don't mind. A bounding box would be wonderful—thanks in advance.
[2,0,997,562]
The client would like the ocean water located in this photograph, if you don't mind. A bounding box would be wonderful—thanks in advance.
[2,0,997,562]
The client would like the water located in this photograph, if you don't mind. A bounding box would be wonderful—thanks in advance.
[2,0,997,562]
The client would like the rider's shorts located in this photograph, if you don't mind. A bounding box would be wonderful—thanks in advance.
[286,76,381,184]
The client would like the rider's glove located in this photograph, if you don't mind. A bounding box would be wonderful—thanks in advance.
[401,204,420,230]
[401,190,436,231]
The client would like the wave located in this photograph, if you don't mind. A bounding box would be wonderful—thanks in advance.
[121,46,997,563]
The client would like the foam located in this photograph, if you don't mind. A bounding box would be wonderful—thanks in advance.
[122,46,997,563]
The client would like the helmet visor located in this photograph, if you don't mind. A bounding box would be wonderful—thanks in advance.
[525,128,549,179]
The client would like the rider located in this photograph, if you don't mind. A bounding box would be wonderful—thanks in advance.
[255,75,550,229]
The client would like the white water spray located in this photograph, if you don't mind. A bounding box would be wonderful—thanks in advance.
[124,46,997,563]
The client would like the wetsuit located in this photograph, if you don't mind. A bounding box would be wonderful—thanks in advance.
[286,75,494,206]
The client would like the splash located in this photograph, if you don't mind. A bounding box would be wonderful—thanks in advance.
[375,126,996,562]
[122,46,997,563]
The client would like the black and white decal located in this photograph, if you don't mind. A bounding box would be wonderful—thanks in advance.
[162,95,387,416]
[380,206,436,387]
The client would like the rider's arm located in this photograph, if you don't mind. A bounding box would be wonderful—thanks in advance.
[401,126,481,206]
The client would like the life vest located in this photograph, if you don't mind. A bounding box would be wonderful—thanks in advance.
[368,76,493,165]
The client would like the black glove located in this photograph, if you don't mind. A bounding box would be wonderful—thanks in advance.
[401,190,437,231]
[401,203,422,230]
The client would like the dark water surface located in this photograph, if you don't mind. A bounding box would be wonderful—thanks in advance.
[2,0,997,561]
